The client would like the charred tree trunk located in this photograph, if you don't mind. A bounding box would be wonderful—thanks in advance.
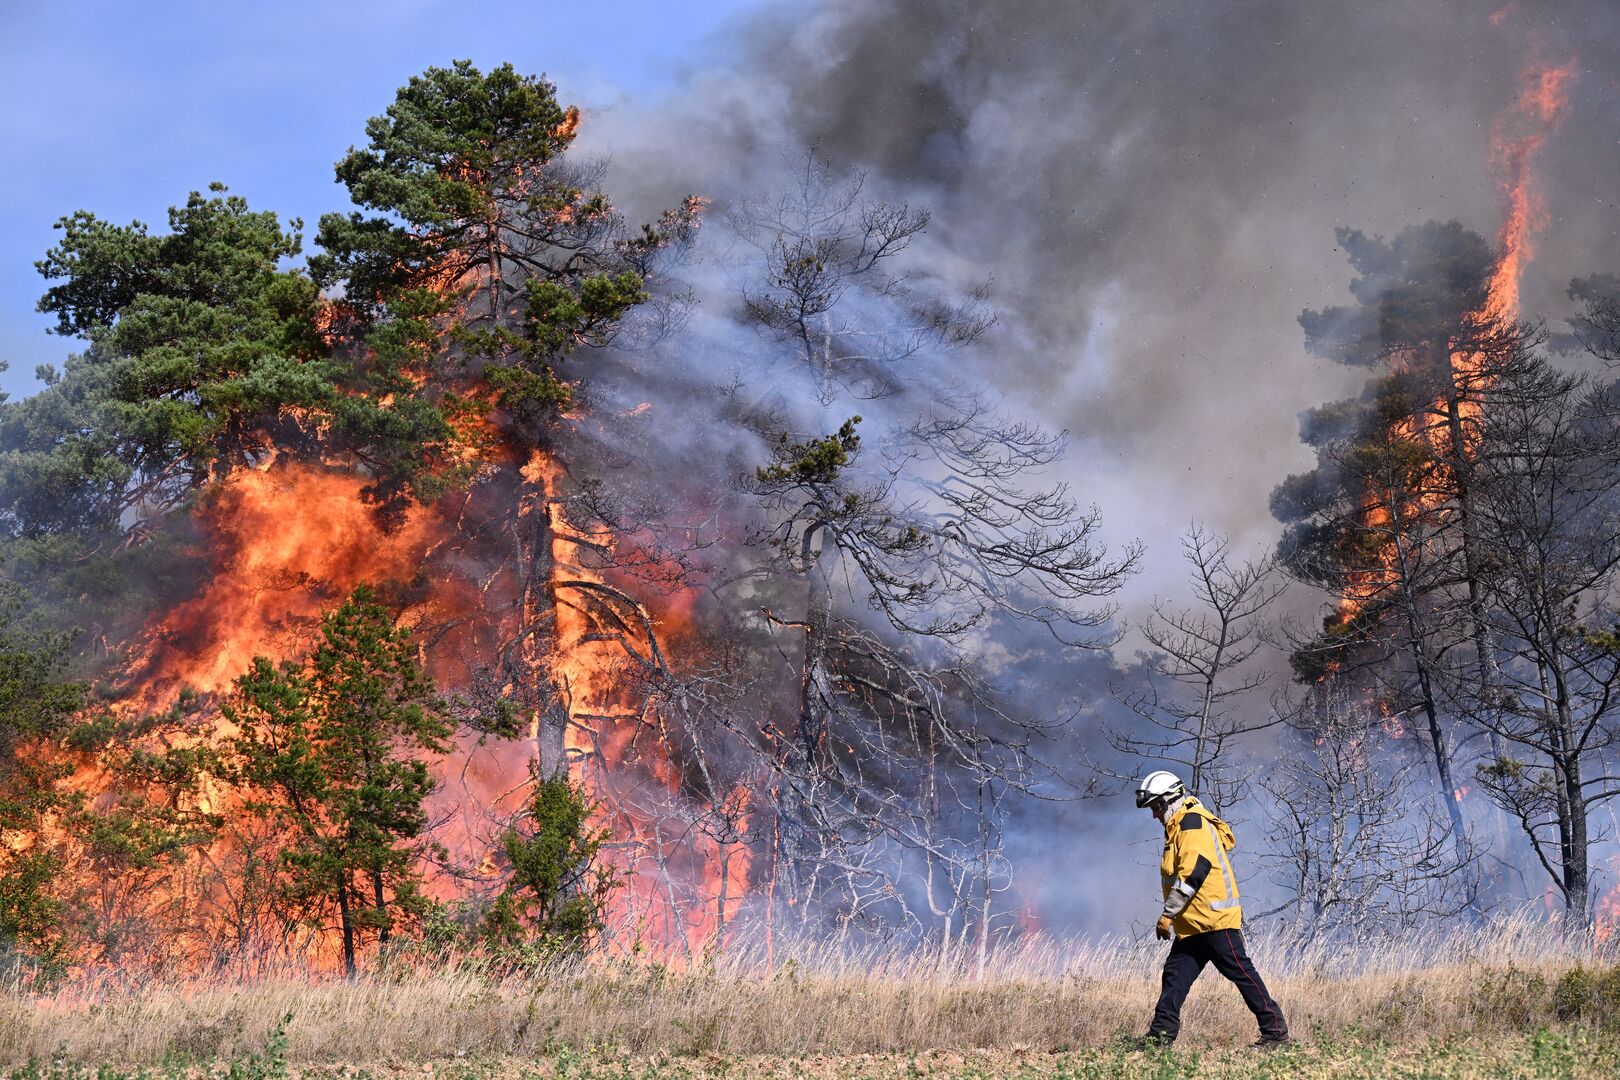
[1547,655,1591,923]
[1387,495,1472,866]
[1562,751,1588,923]
[1441,370,1507,768]
[516,464,570,778]
[1412,649,1470,863]
[775,524,833,921]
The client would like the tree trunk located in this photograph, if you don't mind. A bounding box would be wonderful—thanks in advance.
[516,462,569,778]
[777,528,832,919]
[372,866,389,947]
[1564,750,1589,923]
[1547,655,1590,923]
[1410,629,1471,863]
[1392,528,1471,865]
[478,234,569,780]
[975,779,992,981]
[715,840,731,955]
[337,878,356,977]
[1441,381,1507,766]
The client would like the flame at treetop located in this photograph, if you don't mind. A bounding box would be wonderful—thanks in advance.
[1481,59,1577,326]
[1332,54,1575,625]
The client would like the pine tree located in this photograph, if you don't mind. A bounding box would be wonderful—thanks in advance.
[484,772,618,957]
[223,586,450,974]
[309,60,698,777]
[1,186,339,630]
[19,185,333,529]
[1271,221,1518,869]
[310,59,693,505]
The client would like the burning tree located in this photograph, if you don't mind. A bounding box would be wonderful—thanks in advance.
[0,185,354,972]
[310,60,700,780]
[305,63,752,954]
[1270,58,1576,890]
[1271,220,1511,867]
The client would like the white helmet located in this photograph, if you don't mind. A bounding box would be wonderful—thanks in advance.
[1135,770,1185,809]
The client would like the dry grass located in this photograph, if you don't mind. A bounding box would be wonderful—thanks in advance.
[2,915,1616,1071]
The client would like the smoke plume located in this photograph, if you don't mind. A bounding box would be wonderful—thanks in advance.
[582,0,1620,586]
[563,0,1620,931]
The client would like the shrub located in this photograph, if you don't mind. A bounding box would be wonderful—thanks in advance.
[1552,965,1620,1026]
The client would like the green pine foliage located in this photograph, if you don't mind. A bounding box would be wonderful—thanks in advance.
[0,186,339,634]
[484,772,619,957]
[755,417,863,486]
[311,59,689,511]
[313,60,586,306]
[17,185,332,534]
[221,586,452,974]
[0,580,85,970]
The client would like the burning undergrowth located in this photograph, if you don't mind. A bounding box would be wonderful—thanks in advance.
[0,56,1131,977]
[5,1,1620,986]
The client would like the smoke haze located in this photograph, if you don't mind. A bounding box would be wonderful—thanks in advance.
[8,0,1620,948]
[580,0,1620,595]
[560,0,1620,931]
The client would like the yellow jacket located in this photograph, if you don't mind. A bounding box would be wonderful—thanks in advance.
[1159,796,1242,935]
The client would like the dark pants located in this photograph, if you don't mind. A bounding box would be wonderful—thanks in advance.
[1148,928,1286,1042]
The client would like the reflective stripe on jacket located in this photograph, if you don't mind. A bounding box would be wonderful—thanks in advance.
[1159,796,1242,935]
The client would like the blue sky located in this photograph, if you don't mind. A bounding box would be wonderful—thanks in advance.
[0,0,761,399]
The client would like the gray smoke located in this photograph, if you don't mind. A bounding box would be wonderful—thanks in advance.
[567,0,1620,933]
[584,0,1620,588]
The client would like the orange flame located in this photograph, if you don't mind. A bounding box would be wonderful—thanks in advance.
[17,432,745,972]
[1332,57,1575,628]
[1597,867,1620,941]
[1481,57,1576,327]
[515,451,749,957]
[120,462,443,708]
[554,106,581,141]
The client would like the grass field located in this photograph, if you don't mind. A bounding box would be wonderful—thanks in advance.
[10,1031,1617,1079]
[5,917,1618,1078]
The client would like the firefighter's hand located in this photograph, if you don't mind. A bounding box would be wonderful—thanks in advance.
[1155,915,1174,941]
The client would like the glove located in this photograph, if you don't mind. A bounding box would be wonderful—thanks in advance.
[1155,915,1174,941]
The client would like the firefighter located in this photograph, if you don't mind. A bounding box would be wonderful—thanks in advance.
[1134,770,1289,1048]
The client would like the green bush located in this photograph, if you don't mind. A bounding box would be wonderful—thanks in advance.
[1552,965,1620,1026]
